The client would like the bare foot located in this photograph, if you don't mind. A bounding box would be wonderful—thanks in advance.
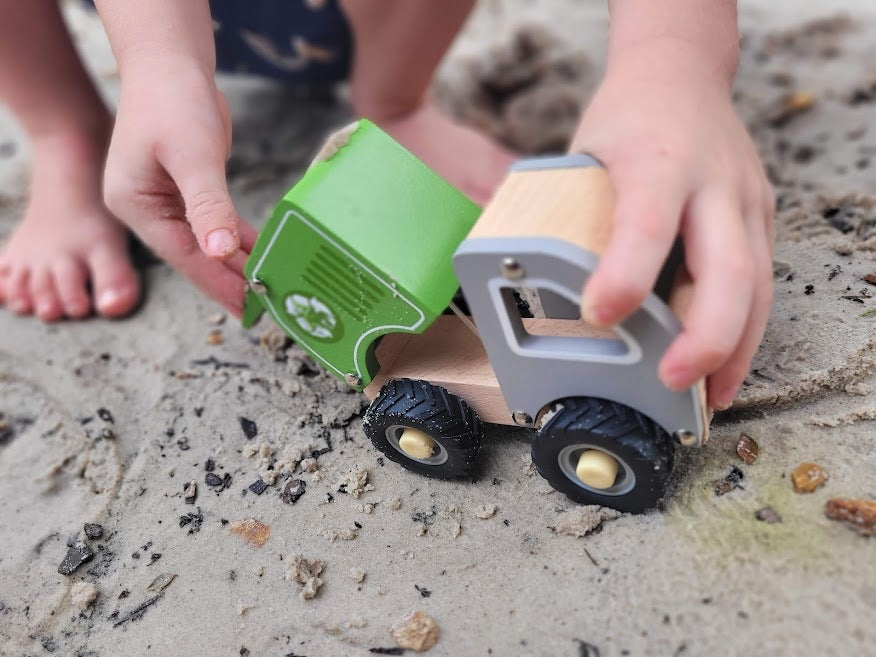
[0,131,139,321]
[378,103,518,206]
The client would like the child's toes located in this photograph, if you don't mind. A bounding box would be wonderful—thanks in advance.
[29,268,63,322]
[53,258,91,318]
[87,247,140,318]
[0,268,8,304]
[5,267,33,315]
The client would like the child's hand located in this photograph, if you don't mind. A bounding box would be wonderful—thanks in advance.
[571,39,774,410]
[103,60,255,316]
[94,0,254,316]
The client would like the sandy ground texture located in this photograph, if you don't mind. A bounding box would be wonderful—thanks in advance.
[1,2,875,656]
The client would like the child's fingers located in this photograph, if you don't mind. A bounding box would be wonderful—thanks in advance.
[239,221,258,253]
[158,123,242,261]
[185,259,249,318]
[706,211,774,408]
[222,248,250,278]
[658,190,754,391]
[581,160,686,327]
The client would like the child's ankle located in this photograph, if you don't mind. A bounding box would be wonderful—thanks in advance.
[350,89,427,124]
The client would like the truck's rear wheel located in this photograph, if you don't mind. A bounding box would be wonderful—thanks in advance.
[363,378,482,479]
[532,397,673,513]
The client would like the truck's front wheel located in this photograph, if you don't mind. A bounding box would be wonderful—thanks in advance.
[532,397,673,514]
[363,378,482,479]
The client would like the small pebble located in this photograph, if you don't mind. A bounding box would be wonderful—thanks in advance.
[206,329,225,346]
[791,462,827,493]
[824,498,876,536]
[735,433,759,465]
[350,567,367,583]
[755,507,782,524]
[183,480,198,504]
[390,610,440,652]
[280,479,307,504]
[205,472,224,487]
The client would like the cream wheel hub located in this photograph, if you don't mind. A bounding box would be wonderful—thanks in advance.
[398,428,436,460]
[575,449,619,489]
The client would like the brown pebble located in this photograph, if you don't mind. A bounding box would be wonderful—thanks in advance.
[229,519,271,546]
[864,273,876,286]
[790,462,827,493]
[768,90,817,127]
[755,507,782,524]
[736,433,759,465]
[183,480,197,504]
[824,498,876,536]
[206,330,224,346]
[390,610,440,652]
[785,90,815,113]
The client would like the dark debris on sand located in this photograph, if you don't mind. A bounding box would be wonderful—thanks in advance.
[712,466,745,496]
[248,479,269,495]
[83,523,104,540]
[239,417,258,440]
[58,541,94,576]
[179,508,204,535]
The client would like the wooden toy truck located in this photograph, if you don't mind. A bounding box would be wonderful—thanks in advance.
[242,120,709,513]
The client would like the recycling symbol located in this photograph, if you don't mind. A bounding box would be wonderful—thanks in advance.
[284,293,340,341]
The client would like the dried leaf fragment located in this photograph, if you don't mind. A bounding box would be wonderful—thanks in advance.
[147,573,177,593]
[390,610,440,652]
[230,518,271,546]
[824,498,876,536]
[736,433,759,465]
[791,462,827,493]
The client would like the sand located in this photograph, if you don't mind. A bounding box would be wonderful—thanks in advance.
[0,2,874,656]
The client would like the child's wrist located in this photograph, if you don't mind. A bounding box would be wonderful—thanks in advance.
[116,49,215,85]
[605,36,737,95]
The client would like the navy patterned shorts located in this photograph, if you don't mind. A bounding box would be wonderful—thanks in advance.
[84,0,352,84]
[210,0,352,83]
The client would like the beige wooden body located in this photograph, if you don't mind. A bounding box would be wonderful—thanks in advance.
[365,166,710,438]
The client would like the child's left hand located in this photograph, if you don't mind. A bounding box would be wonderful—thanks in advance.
[570,38,775,410]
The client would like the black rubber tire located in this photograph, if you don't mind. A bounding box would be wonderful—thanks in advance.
[363,378,482,479]
[532,397,673,514]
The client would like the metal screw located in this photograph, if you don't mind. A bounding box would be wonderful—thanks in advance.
[344,373,362,387]
[501,257,525,280]
[512,410,533,427]
[674,430,698,447]
[248,278,268,295]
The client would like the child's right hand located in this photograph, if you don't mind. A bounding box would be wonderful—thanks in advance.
[102,57,255,317]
